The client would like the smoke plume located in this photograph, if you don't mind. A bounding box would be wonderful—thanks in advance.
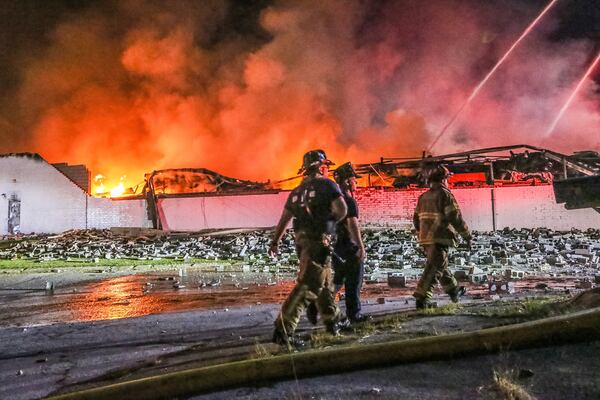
[0,0,597,190]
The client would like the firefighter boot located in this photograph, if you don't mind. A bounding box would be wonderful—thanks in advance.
[449,286,467,303]
[325,319,349,336]
[415,297,435,310]
[305,301,318,325]
[272,329,306,349]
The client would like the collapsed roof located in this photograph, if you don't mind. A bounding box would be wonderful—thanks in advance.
[145,168,271,196]
[353,144,600,188]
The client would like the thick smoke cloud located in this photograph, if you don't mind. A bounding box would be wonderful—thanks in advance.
[0,0,597,190]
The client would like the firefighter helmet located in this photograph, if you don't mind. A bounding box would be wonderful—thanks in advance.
[427,164,452,183]
[298,149,334,174]
[333,162,361,183]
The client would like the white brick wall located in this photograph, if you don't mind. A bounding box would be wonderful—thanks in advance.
[156,185,600,232]
[87,197,152,229]
[0,155,151,233]
[157,192,289,231]
[355,187,495,231]
[494,185,600,230]
[0,155,87,234]
[2,155,598,233]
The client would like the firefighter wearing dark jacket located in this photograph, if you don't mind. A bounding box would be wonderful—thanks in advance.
[332,162,370,323]
[269,150,347,348]
[413,165,471,309]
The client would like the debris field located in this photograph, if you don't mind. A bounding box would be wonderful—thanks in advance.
[1,228,599,291]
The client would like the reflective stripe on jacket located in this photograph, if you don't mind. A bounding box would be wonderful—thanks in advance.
[413,186,470,246]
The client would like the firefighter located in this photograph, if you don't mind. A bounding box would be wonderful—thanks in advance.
[413,164,471,309]
[331,162,370,323]
[269,150,348,348]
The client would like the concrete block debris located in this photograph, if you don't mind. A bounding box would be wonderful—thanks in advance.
[469,273,488,285]
[489,280,515,294]
[504,269,526,280]
[454,270,468,281]
[387,272,406,288]
[0,227,599,286]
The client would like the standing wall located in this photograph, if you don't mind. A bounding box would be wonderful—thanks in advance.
[493,185,600,230]
[87,197,152,229]
[157,185,600,232]
[0,156,87,234]
[157,192,289,231]
[2,154,598,233]
[0,155,151,234]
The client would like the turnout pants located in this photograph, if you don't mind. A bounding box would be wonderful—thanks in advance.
[275,232,340,335]
[413,244,458,301]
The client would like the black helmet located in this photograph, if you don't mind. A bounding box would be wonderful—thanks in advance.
[298,149,334,174]
[427,164,452,183]
[333,162,361,183]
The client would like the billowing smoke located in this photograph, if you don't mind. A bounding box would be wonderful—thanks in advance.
[0,0,597,191]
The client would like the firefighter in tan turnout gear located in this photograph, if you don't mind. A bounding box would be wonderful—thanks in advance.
[269,150,348,348]
[413,164,471,309]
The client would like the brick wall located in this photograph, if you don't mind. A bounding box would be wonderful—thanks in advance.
[493,185,600,230]
[51,163,91,193]
[156,185,599,232]
[157,192,289,231]
[87,197,152,229]
[355,187,495,231]
[355,188,423,229]
[0,155,87,234]
[2,155,598,234]
[0,155,151,233]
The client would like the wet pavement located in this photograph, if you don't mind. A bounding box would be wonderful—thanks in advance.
[0,266,583,328]
[0,269,414,327]
[0,266,593,400]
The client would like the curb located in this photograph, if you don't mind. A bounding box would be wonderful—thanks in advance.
[47,307,600,400]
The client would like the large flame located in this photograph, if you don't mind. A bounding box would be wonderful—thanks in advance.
[0,1,597,192]
[94,174,131,198]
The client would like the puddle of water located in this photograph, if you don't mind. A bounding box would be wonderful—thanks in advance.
[0,268,579,327]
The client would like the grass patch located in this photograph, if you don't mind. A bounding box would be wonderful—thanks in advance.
[309,314,410,348]
[485,369,536,400]
[309,331,348,348]
[252,340,274,359]
[420,303,460,316]
[368,314,408,333]
[0,257,240,271]
[469,297,566,320]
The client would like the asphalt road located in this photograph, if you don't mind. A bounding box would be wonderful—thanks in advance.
[1,268,597,400]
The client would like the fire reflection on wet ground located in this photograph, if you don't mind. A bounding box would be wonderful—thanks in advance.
[68,273,298,322]
[0,269,580,327]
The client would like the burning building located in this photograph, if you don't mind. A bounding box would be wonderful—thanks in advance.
[1,145,599,235]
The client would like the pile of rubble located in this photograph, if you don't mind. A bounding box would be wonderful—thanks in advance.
[0,229,296,268]
[1,228,599,285]
[366,227,600,290]
[448,227,600,289]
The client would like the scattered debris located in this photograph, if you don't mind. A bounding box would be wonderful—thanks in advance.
[1,227,599,290]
